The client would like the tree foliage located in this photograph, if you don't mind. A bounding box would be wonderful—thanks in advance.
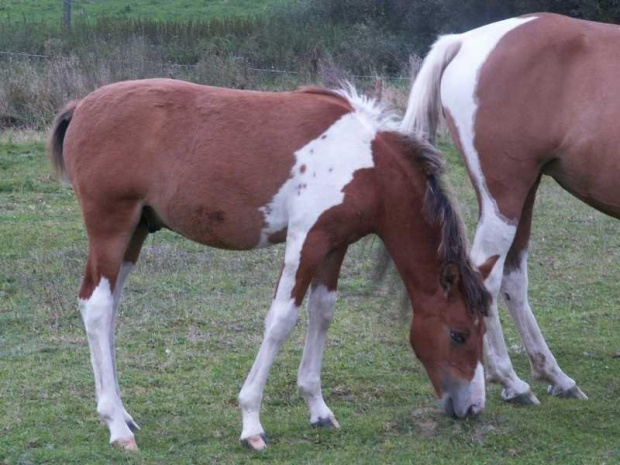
[308,0,620,51]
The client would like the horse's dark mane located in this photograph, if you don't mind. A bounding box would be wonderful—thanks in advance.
[388,133,491,317]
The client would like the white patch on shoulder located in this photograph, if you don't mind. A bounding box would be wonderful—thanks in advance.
[256,108,379,247]
[440,16,537,263]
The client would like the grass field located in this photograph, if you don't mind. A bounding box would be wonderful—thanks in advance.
[0,131,619,464]
[0,0,292,22]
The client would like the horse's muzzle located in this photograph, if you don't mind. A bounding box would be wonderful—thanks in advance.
[440,362,485,418]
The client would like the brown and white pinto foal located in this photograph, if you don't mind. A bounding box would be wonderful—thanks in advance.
[402,12,620,405]
[48,79,493,451]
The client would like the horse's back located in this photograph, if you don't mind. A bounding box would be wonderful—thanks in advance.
[63,79,353,249]
[443,14,620,217]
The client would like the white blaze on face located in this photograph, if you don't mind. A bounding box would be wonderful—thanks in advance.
[257,103,387,248]
[471,361,486,414]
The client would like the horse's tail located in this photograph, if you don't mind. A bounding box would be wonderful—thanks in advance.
[401,34,463,144]
[47,100,79,186]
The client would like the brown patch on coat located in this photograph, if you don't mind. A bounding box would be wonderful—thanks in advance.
[474,13,620,221]
[289,166,377,306]
[59,79,354,299]
[504,175,540,273]
[62,79,353,255]
[268,229,287,244]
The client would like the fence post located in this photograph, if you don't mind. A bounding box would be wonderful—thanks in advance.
[63,0,72,31]
[374,77,383,102]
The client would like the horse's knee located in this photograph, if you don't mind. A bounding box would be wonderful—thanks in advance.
[264,304,299,344]
[308,285,336,328]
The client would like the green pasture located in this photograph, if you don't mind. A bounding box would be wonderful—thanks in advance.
[0,134,618,464]
[0,0,292,22]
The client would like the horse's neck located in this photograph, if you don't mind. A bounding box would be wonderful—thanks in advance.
[376,177,442,305]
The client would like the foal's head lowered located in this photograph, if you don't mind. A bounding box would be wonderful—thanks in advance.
[378,134,496,418]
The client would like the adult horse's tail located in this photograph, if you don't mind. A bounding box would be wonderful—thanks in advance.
[401,34,463,144]
[47,100,79,185]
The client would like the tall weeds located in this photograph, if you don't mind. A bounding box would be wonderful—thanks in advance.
[0,2,419,128]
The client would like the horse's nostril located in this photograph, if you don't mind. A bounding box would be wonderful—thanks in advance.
[443,396,457,418]
[467,404,482,417]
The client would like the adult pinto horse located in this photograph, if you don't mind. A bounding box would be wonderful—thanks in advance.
[402,12,617,404]
[48,79,495,451]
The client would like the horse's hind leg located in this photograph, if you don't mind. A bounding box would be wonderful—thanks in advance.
[79,203,147,450]
[110,223,149,432]
[471,177,540,405]
[297,247,347,429]
[500,188,587,400]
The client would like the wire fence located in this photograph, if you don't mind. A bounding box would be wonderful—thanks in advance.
[0,49,414,82]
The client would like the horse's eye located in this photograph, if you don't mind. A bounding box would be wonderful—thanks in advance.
[450,330,467,345]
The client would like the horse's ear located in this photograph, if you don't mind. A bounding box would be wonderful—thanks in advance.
[478,254,500,281]
[440,263,460,294]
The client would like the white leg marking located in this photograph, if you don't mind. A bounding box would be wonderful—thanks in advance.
[80,276,135,444]
[484,302,534,401]
[238,235,306,442]
[501,252,581,395]
[441,16,538,400]
[470,214,534,400]
[297,284,338,426]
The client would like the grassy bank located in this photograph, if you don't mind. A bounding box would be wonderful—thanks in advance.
[0,0,294,22]
[1,134,618,463]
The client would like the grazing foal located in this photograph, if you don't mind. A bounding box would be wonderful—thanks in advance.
[48,79,492,450]
[402,13,619,404]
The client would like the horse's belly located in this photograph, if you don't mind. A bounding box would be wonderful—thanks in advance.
[546,147,620,219]
[158,194,280,251]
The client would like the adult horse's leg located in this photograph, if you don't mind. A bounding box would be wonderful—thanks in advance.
[79,204,146,450]
[297,247,347,429]
[443,110,540,404]
[238,231,328,450]
[500,186,587,399]
[471,178,540,405]
[472,226,539,404]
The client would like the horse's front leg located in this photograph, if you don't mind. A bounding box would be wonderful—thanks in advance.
[238,231,326,450]
[297,247,347,429]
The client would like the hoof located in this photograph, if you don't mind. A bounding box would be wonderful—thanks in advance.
[311,416,340,429]
[241,433,268,451]
[504,390,540,406]
[112,437,138,451]
[126,419,140,432]
[548,384,588,400]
